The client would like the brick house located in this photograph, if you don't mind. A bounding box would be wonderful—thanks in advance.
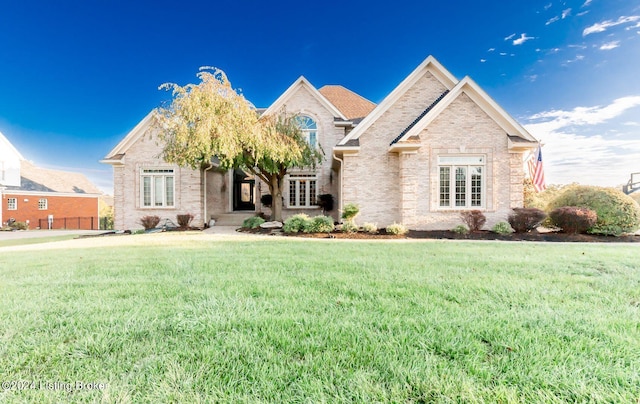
[0,133,102,230]
[103,56,538,230]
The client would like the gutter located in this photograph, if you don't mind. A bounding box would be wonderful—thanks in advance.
[331,151,344,219]
[203,163,214,227]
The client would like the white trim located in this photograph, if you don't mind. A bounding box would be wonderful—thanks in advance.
[338,55,458,146]
[3,190,101,198]
[394,76,538,145]
[261,76,347,120]
[0,131,25,160]
[7,197,17,210]
[139,167,176,208]
[286,173,318,208]
[102,111,156,163]
[436,155,486,210]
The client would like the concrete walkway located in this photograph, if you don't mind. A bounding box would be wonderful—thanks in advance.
[0,229,106,240]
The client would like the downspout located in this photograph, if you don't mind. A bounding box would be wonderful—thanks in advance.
[203,163,213,227]
[0,186,4,227]
[332,151,344,221]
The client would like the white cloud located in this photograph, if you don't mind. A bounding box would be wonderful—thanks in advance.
[583,15,640,36]
[525,96,640,186]
[599,41,620,50]
[526,74,538,82]
[505,33,516,41]
[546,16,560,25]
[488,48,495,52]
[500,52,508,56]
[582,0,592,7]
[562,8,572,19]
[480,59,487,63]
[577,11,589,17]
[544,3,553,10]
[513,33,535,45]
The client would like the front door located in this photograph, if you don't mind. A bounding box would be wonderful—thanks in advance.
[233,169,255,211]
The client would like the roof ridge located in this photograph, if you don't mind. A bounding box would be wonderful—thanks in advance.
[390,89,450,145]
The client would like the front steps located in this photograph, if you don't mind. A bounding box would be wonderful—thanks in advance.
[210,212,253,227]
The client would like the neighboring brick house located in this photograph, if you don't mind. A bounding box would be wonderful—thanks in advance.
[103,56,538,230]
[1,146,102,230]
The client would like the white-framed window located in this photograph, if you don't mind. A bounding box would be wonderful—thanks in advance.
[140,168,175,208]
[7,197,17,210]
[438,155,485,209]
[287,173,317,208]
[295,115,317,149]
[38,198,48,210]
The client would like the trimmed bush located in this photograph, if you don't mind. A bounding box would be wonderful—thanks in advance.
[340,221,358,233]
[309,215,335,233]
[283,214,311,234]
[242,216,266,229]
[139,215,160,230]
[452,225,469,235]
[460,210,486,232]
[341,203,360,222]
[508,208,547,233]
[386,223,408,235]
[548,185,640,235]
[492,221,513,235]
[10,221,28,230]
[549,207,597,234]
[362,222,378,234]
[177,213,194,228]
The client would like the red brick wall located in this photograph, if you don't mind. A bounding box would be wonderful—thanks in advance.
[2,194,99,230]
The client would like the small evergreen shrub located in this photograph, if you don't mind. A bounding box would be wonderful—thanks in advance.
[283,214,311,233]
[460,210,486,232]
[341,203,360,222]
[177,213,194,228]
[140,215,161,230]
[508,208,547,233]
[242,216,266,229]
[317,194,334,212]
[452,225,469,235]
[548,185,640,236]
[492,221,513,235]
[362,222,378,234]
[309,215,335,233]
[386,223,408,235]
[340,221,358,233]
[10,221,28,230]
[549,207,598,234]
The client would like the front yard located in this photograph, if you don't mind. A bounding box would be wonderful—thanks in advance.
[0,234,638,402]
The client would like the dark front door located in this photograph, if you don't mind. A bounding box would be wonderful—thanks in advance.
[233,169,255,211]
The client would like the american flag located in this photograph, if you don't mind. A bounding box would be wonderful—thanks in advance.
[528,145,546,192]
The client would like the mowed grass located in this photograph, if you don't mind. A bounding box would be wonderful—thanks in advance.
[0,235,639,403]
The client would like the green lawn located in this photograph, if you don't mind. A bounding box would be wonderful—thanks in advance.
[0,235,639,403]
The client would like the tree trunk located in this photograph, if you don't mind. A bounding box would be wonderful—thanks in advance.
[269,176,284,222]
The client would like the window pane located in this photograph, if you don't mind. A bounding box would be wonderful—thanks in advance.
[289,180,296,206]
[471,167,482,207]
[439,167,450,207]
[455,167,466,207]
[154,177,163,206]
[165,176,174,206]
[300,180,307,206]
[308,132,317,148]
[309,180,316,206]
[143,177,151,206]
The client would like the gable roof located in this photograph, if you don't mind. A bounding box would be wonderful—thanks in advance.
[101,111,156,164]
[392,76,538,147]
[260,76,348,120]
[0,131,24,160]
[6,160,102,194]
[318,85,376,121]
[337,55,458,146]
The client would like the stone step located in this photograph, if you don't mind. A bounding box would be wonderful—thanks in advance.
[210,213,253,226]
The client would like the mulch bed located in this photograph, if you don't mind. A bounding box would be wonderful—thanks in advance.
[239,227,640,242]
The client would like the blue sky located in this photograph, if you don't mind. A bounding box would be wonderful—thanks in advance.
[1,0,639,194]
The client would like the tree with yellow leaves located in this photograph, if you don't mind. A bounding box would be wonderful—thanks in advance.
[155,68,323,222]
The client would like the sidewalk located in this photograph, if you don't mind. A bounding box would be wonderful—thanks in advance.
[0,229,105,240]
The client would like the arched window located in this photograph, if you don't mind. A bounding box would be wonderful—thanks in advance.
[295,115,317,148]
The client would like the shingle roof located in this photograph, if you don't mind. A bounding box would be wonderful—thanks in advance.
[390,90,449,145]
[6,160,102,194]
[318,85,376,120]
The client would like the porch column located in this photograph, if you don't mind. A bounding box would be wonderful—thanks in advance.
[399,152,418,227]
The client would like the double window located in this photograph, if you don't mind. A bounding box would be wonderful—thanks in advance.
[295,115,317,149]
[438,156,484,208]
[141,169,175,208]
[288,173,317,208]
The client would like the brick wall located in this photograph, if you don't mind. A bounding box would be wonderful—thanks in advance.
[2,192,98,229]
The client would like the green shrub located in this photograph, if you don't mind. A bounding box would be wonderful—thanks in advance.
[341,203,360,222]
[362,222,378,234]
[386,223,408,235]
[10,221,28,230]
[548,186,640,236]
[309,215,334,233]
[283,214,311,233]
[549,207,597,234]
[340,221,358,233]
[139,215,160,230]
[460,210,486,232]
[452,225,469,235]
[492,221,513,235]
[508,208,547,233]
[242,216,266,229]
